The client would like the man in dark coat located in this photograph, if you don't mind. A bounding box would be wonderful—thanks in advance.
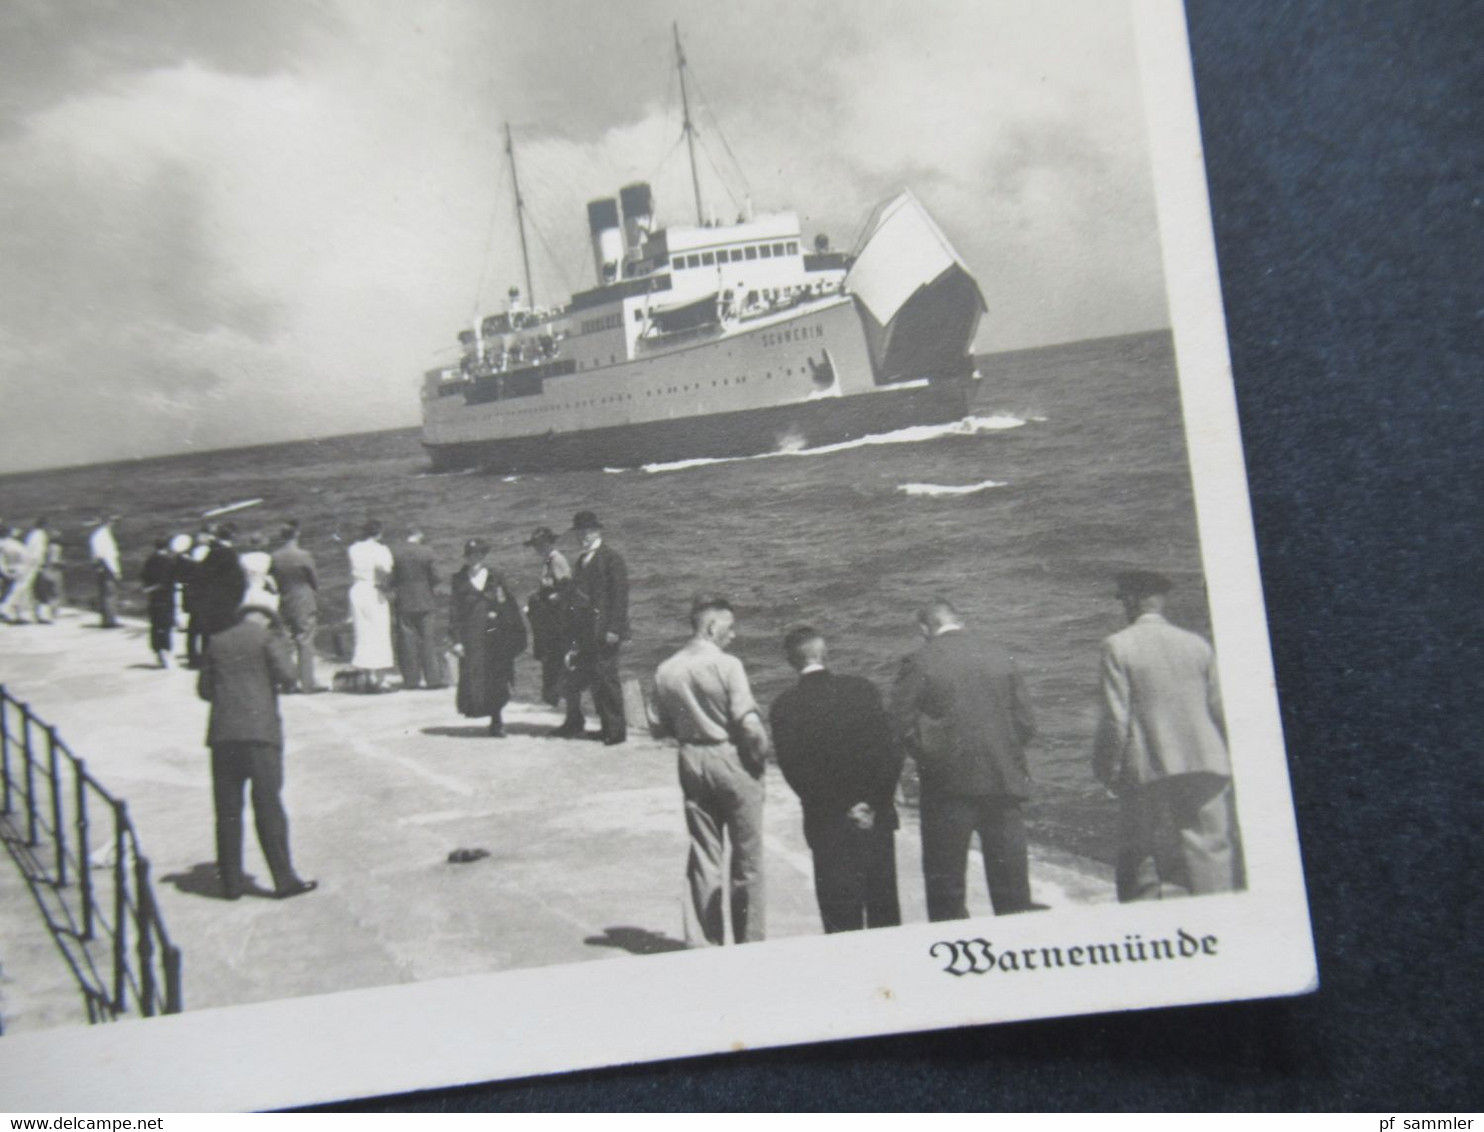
[555,510,630,745]
[391,527,446,690]
[193,523,247,644]
[270,520,323,693]
[771,626,904,933]
[889,597,1038,919]
[197,603,316,900]
[523,526,571,707]
[450,539,527,737]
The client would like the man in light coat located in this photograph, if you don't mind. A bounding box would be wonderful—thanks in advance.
[1093,570,1240,901]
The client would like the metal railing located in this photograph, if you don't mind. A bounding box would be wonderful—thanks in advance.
[0,685,182,1023]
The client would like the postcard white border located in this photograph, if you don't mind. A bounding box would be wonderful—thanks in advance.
[0,0,1315,1111]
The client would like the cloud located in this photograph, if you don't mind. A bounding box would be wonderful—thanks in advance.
[0,0,1169,473]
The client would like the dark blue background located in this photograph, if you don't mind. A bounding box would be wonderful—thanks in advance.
[316,1,1482,1111]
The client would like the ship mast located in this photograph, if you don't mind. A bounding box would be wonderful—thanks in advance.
[674,23,704,225]
[505,121,535,307]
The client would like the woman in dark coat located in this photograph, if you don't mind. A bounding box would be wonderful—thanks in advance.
[450,538,528,737]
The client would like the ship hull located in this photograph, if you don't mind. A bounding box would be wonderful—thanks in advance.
[424,378,971,473]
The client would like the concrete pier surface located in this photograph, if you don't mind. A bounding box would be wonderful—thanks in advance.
[0,610,1112,1034]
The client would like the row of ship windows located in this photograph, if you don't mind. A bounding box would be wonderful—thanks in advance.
[672,241,799,270]
[579,313,624,335]
[492,372,839,417]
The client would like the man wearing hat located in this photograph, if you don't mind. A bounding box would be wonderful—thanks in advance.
[1093,570,1240,902]
[523,526,572,708]
[197,602,316,900]
[555,511,629,744]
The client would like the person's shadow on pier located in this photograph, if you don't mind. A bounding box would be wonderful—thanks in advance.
[584,926,688,955]
[161,862,259,901]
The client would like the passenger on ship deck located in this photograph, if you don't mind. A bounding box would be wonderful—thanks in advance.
[449,538,527,737]
[554,511,630,745]
[345,520,395,692]
[522,526,571,708]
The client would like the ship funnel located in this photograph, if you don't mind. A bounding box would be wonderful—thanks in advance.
[619,182,654,260]
[587,197,623,285]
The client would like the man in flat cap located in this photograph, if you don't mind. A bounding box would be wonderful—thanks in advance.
[555,511,630,744]
[1093,571,1240,902]
[523,526,572,708]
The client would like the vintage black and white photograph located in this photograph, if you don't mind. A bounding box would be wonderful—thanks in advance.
[0,0,1314,1110]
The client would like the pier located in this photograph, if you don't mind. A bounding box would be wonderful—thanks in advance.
[0,610,1113,1033]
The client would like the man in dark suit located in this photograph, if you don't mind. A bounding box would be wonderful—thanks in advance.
[391,527,446,690]
[771,626,904,933]
[889,597,1038,919]
[555,510,630,744]
[198,603,316,900]
[193,523,247,645]
[270,520,324,693]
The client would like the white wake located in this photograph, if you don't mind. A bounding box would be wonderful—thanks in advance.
[632,414,1029,475]
[897,480,1005,497]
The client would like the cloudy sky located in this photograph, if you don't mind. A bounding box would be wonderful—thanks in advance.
[0,0,1167,473]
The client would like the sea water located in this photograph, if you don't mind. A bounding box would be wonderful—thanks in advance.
[0,330,1204,862]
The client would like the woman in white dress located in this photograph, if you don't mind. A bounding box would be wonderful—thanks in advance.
[237,531,279,611]
[346,519,395,689]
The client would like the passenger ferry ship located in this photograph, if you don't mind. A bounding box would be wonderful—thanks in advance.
[421,30,987,473]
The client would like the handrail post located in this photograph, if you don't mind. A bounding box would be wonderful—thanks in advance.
[76,763,94,940]
[48,726,66,887]
[112,801,129,1015]
[134,849,157,1017]
[22,704,37,848]
[163,944,183,1014]
[1,687,12,816]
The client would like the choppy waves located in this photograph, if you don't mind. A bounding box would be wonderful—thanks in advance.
[626,414,1029,475]
[897,480,1006,497]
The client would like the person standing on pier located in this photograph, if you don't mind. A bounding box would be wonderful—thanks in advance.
[271,521,324,693]
[33,525,65,624]
[522,526,571,708]
[0,517,48,624]
[197,602,316,900]
[771,626,903,934]
[654,596,772,946]
[889,597,1038,920]
[391,527,446,690]
[140,535,187,668]
[449,539,527,737]
[87,514,123,628]
[345,520,395,692]
[193,524,246,647]
[1092,571,1238,902]
[555,511,629,744]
